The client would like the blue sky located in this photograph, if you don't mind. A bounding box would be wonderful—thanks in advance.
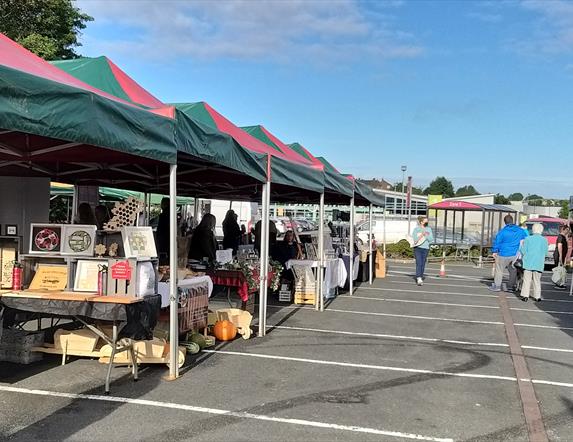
[76,0,573,197]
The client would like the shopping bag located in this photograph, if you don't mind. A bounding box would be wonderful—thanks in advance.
[552,265,567,286]
[405,235,415,247]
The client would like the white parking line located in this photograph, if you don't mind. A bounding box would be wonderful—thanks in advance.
[204,349,517,382]
[266,304,505,326]
[363,284,573,303]
[339,295,500,310]
[205,349,573,390]
[269,324,573,354]
[362,285,499,298]
[0,385,453,442]
[267,304,573,332]
[269,324,509,347]
[386,271,562,288]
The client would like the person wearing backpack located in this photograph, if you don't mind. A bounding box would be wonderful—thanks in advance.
[519,223,548,302]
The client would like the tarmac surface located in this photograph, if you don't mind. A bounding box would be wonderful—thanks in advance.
[2,261,573,441]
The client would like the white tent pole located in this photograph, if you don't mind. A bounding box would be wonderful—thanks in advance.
[349,196,355,296]
[168,164,179,379]
[383,196,387,258]
[262,174,271,333]
[258,182,268,337]
[368,203,373,285]
[318,193,325,311]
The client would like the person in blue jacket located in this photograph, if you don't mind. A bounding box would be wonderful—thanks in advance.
[518,223,548,302]
[489,214,528,292]
[412,216,434,286]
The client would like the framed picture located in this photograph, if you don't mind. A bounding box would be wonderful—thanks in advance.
[74,259,106,292]
[29,224,63,254]
[5,225,17,236]
[62,225,97,256]
[121,226,157,258]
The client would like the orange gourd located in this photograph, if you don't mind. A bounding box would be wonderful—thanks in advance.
[213,320,237,341]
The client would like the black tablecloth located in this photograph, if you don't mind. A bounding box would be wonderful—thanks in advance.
[0,295,161,340]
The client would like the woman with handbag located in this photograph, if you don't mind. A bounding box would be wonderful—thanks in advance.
[411,216,434,286]
[553,225,569,289]
[519,223,549,302]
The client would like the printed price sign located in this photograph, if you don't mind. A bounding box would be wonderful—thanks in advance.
[111,260,132,280]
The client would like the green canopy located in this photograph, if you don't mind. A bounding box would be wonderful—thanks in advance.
[50,57,269,189]
[315,157,385,207]
[173,102,324,195]
[242,127,354,199]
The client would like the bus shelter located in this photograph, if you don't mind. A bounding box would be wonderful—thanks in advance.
[428,200,519,265]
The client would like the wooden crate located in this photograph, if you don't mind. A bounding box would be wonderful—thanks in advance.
[294,292,315,305]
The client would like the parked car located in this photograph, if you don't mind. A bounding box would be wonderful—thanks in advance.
[294,218,315,232]
[525,217,569,264]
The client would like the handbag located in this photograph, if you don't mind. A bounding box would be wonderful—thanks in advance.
[552,265,567,286]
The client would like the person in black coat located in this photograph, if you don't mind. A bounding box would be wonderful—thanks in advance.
[155,198,170,264]
[222,210,241,254]
[189,213,217,261]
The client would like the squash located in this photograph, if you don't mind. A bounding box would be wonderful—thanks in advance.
[213,320,237,341]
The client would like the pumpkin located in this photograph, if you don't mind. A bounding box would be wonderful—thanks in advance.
[213,320,237,341]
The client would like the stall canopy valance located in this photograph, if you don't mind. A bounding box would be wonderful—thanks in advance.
[242,129,354,199]
[429,201,517,212]
[0,32,179,188]
[50,56,268,187]
[173,102,324,195]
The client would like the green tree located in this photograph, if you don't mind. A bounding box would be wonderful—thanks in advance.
[494,194,510,205]
[392,182,424,195]
[0,0,93,60]
[424,176,455,198]
[508,192,524,201]
[455,185,480,197]
[559,201,569,219]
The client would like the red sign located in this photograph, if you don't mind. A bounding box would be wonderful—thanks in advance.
[111,260,132,280]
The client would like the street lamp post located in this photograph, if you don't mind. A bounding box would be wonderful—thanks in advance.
[401,165,407,218]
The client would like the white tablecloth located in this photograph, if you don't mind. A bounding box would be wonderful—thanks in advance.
[157,275,213,308]
[285,258,347,299]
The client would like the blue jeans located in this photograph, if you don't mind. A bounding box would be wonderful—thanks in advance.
[414,247,429,278]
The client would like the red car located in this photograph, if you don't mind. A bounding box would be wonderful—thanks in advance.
[525,217,569,264]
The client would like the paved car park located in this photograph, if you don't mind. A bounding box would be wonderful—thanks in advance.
[2,261,573,441]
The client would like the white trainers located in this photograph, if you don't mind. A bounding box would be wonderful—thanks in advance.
[416,277,423,286]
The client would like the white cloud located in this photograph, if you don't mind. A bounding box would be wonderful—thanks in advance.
[77,0,423,63]
[511,0,573,55]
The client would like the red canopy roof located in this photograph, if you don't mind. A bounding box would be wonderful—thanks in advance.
[0,33,174,118]
[429,200,517,212]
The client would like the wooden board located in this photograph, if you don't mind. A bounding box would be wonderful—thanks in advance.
[0,290,142,304]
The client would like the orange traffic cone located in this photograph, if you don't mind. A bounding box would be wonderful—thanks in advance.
[439,259,446,277]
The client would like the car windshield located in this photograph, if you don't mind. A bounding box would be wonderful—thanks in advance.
[527,222,562,236]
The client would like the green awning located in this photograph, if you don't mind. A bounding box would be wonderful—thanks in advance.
[173,102,324,194]
[50,57,268,185]
[0,65,177,164]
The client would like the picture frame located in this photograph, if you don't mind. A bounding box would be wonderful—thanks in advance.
[121,226,157,258]
[62,225,97,256]
[74,259,106,292]
[5,224,17,236]
[29,224,63,254]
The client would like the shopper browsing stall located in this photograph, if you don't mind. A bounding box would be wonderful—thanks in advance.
[222,210,241,254]
[189,213,218,261]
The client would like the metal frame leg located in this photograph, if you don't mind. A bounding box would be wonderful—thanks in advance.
[105,324,118,394]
